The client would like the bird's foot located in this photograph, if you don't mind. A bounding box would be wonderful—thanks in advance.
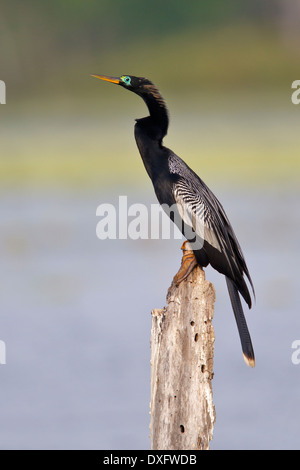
[173,241,198,286]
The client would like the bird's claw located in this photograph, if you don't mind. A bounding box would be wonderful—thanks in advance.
[173,241,198,286]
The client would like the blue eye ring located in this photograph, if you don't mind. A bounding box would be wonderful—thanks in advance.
[121,75,131,86]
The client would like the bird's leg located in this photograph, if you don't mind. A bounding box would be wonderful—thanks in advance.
[173,241,198,286]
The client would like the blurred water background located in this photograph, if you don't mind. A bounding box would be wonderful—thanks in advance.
[0,0,300,449]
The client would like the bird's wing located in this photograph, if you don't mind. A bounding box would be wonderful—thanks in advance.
[172,175,254,305]
[168,152,232,257]
[173,178,224,253]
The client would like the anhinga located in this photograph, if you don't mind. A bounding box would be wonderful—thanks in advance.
[92,74,255,367]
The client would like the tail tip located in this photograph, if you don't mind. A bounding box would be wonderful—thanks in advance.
[243,353,255,368]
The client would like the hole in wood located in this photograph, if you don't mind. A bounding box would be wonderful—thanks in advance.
[190,321,195,326]
[180,424,185,433]
[194,333,198,342]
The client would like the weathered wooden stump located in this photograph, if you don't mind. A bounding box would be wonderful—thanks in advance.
[150,253,216,450]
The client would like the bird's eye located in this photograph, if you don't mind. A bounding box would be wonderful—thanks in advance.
[121,75,131,86]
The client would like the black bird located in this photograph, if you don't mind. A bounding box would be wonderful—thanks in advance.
[92,74,255,367]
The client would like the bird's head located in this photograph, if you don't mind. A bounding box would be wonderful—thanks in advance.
[91,74,154,96]
[91,74,168,136]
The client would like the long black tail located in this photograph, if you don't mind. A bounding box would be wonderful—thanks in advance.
[226,277,255,367]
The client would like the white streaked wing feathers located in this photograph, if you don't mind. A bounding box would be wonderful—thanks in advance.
[173,180,223,252]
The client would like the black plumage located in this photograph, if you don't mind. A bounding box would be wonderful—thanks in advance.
[92,74,255,367]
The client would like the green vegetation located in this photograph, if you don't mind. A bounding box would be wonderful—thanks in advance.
[1,99,298,189]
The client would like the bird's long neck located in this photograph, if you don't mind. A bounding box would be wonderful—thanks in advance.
[134,84,170,181]
[139,84,169,140]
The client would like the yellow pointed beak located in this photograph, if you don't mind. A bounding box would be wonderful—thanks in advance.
[91,74,120,84]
